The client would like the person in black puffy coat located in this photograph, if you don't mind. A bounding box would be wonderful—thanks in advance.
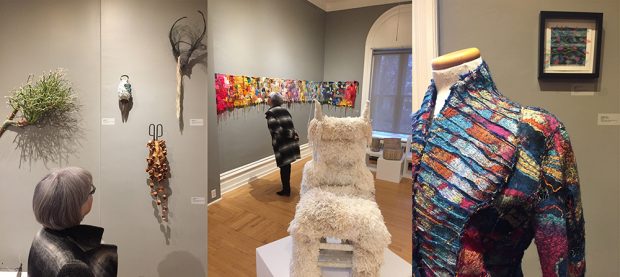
[265,93,301,196]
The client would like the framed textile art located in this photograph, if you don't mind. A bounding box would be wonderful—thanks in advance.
[215,73,358,115]
[538,11,603,79]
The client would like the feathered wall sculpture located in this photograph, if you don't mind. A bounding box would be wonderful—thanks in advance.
[168,10,207,128]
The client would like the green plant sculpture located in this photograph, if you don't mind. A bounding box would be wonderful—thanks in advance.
[0,69,76,139]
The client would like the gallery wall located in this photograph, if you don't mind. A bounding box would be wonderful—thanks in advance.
[0,0,102,270]
[0,0,208,275]
[438,0,620,275]
[100,0,208,276]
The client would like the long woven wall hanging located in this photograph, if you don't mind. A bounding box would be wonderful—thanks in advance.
[215,74,358,115]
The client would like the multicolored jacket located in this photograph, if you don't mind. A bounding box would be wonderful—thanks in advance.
[411,62,585,276]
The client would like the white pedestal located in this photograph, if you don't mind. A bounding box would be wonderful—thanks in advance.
[376,156,404,183]
[256,236,411,277]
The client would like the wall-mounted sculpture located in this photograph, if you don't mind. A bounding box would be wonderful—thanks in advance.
[288,100,390,276]
[146,123,170,222]
[0,69,76,139]
[215,73,358,115]
[169,10,207,127]
[118,75,133,123]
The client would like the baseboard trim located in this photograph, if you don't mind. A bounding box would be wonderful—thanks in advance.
[207,197,222,206]
[220,143,311,195]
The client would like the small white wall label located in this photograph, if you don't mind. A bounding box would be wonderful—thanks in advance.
[571,91,595,96]
[101,118,116,125]
[191,196,206,205]
[598,113,620,126]
[189,119,204,126]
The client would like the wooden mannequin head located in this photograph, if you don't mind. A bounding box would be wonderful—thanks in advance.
[432,48,481,70]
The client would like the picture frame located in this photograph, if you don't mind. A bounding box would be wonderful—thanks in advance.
[538,11,603,79]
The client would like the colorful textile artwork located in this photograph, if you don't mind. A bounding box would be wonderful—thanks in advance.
[550,27,587,65]
[411,61,585,276]
[215,73,358,114]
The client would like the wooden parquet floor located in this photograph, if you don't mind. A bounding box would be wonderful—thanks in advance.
[208,157,412,276]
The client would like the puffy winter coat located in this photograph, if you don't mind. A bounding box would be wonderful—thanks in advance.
[266,105,301,167]
[28,225,117,277]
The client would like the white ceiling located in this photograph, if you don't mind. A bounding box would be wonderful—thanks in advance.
[307,0,407,12]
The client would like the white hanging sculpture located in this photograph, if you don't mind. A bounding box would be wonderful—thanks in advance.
[117,74,133,123]
[117,75,132,101]
[288,100,391,277]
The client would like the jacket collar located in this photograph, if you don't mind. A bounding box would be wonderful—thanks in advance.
[46,224,104,252]
[412,61,522,197]
[266,104,281,112]
[420,61,520,121]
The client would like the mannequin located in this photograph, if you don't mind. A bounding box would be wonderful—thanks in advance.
[430,48,481,116]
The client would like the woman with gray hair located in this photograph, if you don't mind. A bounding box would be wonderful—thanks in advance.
[266,92,301,196]
[28,167,117,277]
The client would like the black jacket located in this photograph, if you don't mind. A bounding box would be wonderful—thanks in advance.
[266,106,301,167]
[28,225,117,277]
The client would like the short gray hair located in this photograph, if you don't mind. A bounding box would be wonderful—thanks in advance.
[33,167,93,230]
[269,92,284,107]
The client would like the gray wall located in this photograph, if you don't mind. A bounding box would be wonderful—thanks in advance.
[213,0,326,176]
[323,3,404,85]
[0,0,101,270]
[438,1,620,276]
[0,0,208,275]
[100,0,207,276]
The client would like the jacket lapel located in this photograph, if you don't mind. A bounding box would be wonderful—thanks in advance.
[410,82,435,184]
[412,61,521,208]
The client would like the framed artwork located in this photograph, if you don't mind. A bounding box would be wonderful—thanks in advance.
[538,11,603,79]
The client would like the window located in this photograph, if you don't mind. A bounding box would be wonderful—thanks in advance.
[369,49,412,135]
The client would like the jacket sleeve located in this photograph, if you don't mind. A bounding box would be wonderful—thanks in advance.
[534,123,585,277]
[282,111,296,139]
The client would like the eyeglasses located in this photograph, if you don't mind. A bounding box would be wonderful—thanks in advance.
[89,184,96,195]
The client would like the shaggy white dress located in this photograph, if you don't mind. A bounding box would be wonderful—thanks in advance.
[288,100,391,277]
